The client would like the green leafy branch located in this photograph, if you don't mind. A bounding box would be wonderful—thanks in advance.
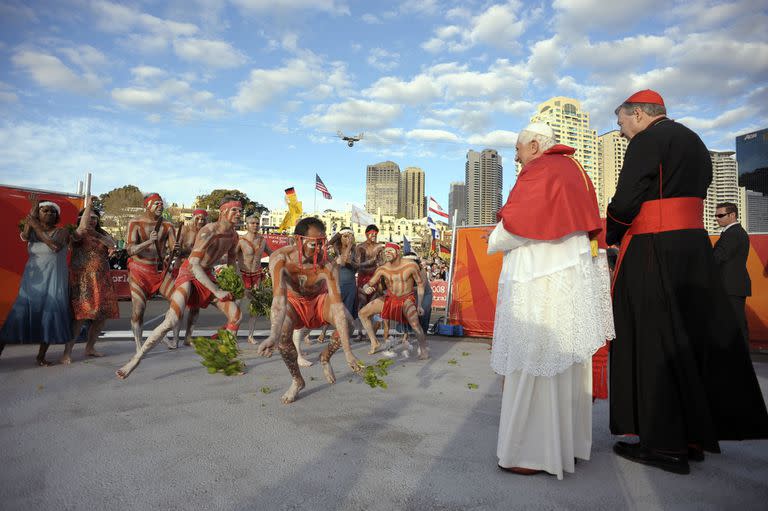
[216,265,245,300]
[362,359,395,389]
[191,329,245,376]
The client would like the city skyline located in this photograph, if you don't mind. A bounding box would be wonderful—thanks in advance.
[0,1,765,213]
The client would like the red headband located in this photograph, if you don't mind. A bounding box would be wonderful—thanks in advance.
[366,227,378,234]
[192,209,208,217]
[385,242,400,251]
[144,193,162,207]
[219,201,242,211]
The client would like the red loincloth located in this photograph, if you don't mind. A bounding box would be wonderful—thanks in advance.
[241,270,262,290]
[174,260,216,309]
[381,291,416,323]
[357,272,374,289]
[287,291,327,329]
[128,258,165,297]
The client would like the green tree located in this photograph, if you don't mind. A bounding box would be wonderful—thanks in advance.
[194,189,268,220]
[98,185,145,241]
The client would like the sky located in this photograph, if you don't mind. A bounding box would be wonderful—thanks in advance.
[0,0,766,213]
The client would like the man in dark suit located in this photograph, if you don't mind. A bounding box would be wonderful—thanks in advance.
[713,202,752,349]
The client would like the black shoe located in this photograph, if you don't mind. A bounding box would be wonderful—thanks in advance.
[687,446,705,462]
[613,441,690,475]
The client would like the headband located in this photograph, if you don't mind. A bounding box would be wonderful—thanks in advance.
[144,193,162,207]
[338,228,353,235]
[38,201,61,214]
[365,226,379,234]
[192,209,208,217]
[385,242,400,251]
[219,201,243,211]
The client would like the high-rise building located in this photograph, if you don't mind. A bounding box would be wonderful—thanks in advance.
[736,128,768,233]
[531,97,599,201]
[366,161,400,216]
[705,150,747,234]
[598,130,628,213]
[465,149,502,225]
[399,166,425,220]
[448,181,467,226]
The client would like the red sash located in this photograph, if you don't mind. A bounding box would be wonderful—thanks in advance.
[611,197,704,295]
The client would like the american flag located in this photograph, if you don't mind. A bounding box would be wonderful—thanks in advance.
[315,174,332,200]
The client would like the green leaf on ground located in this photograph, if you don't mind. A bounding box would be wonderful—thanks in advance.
[461,352,470,356]
[447,358,458,365]
[467,383,479,390]
[260,386,271,394]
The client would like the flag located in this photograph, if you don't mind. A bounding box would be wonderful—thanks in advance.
[427,216,439,240]
[428,196,449,219]
[315,174,332,200]
[402,235,411,254]
[350,204,374,226]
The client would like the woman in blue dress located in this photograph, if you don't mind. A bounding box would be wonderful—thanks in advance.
[0,197,71,366]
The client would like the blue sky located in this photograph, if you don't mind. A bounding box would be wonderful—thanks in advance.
[0,0,766,212]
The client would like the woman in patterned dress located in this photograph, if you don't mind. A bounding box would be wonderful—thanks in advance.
[0,196,71,366]
[62,197,119,363]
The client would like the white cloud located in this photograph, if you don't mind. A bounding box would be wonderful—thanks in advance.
[364,75,441,105]
[231,0,350,15]
[0,117,286,208]
[367,48,400,71]
[361,13,381,24]
[677,106,753,132]
[91,0,198,37]
[467,130,518,148]
[12,50,103,94]
[173,38,247,68]
[301,100,402,131]
[131,66,167,82]
[553,0,666,33]
[0,91,18,103]
[407,129,460,143]
[232,59,317,112]
[422,3,525,53]
[59,45,108,73]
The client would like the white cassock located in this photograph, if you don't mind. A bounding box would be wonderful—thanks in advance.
[488,223,615,479]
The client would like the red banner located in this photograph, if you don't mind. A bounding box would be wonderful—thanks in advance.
[265,233,290,252]
[430,279,448,308]
[111,270,131,301]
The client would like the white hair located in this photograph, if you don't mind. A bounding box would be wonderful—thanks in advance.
[517,122,556,151]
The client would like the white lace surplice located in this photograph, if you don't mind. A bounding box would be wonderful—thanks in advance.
[488,223,615,377]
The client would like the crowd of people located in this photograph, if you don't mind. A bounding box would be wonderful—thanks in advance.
[1,88,766,480]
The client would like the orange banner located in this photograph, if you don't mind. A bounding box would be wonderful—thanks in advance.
[448,226,768,346]
[0,186,83,327]
[448,227,502,337]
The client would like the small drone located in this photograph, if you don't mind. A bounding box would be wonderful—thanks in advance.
[337,130,364,147]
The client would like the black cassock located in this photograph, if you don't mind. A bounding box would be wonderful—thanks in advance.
[607,117,768,452]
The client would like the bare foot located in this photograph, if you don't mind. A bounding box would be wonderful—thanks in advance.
[60,355,72,365]
[281,378,305,404]
[368,339,380,355]
[247,336,258,345]
[116,357,140,380]
[36,357,54,367]
[418,345,430,360]
[163,337,177,350]
[298,356,313,368]
[183,339,192,347]
[85,350,105,357]
[322,361,336,384]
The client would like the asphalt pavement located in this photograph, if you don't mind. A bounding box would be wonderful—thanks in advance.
[0,304,767,510]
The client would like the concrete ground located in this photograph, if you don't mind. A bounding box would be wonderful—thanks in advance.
[1,304,767,510]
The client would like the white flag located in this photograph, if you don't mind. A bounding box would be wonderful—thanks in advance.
[428,196,449,218]
[350,204,375,226]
